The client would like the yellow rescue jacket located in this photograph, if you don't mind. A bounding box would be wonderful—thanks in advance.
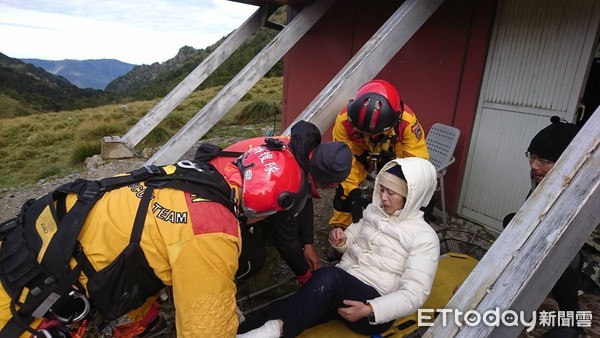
[330,104,429,227]
[0,182,241,337]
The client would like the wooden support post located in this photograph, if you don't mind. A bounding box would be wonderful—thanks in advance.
[146,0,335,165]
[281,0,446,135]
[424,109,600,337]
[116,6,264,151]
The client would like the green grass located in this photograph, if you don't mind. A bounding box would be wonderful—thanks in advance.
[0,77,283,187]
[0,94,39,118]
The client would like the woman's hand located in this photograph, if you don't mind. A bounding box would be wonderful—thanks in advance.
[328,228,346,247]
[337,300,372,322]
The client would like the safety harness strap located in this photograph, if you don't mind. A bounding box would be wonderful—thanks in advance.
[130,185,154,244]
[1,309,37,337]
[163,180,234,213]
[0,162,234,337]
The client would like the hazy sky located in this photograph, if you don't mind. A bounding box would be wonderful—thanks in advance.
[0,0,257,65]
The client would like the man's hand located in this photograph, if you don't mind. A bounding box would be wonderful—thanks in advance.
[329,228,346,247]
[338,300,372,322]
[303,244,321,270]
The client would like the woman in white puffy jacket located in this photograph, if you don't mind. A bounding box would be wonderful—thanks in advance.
[239,157,440,338]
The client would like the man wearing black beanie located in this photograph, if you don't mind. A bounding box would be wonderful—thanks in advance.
[525,115,579,186]
[506,116,589,338]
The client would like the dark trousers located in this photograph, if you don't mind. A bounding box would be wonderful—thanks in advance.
[269,266,393,337]
[236,225,266,280]
[552,253,582,313]
[503,214,582,314]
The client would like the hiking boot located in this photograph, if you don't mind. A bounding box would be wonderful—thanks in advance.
[324,246,342,263]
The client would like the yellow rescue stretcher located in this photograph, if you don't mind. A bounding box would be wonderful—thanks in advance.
[234,228,491,338]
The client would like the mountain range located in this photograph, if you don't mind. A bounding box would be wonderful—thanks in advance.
[0,52,109,118]
[0,7,285,119]
[21,58,136,90]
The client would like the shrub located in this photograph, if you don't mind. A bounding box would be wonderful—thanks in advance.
[162,114,187,130]
[27,130,74,146]
[36,164,63,181]
[144,127,171,148]
[235,101,281,124]
[71,141,100,164]
[78,123,125,141]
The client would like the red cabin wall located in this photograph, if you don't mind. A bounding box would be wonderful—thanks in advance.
[282,0,497,215]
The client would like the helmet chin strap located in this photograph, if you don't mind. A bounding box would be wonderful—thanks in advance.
[365,130,394,150]
[230,186,247,225]
[237,212,248,226]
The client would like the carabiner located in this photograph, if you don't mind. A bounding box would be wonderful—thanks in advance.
[37,329,52,338]
[69,291,90,322]
[51,291,91,323]
[177,160,204,172]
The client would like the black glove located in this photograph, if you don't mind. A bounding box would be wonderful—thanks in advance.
[348,188,364,223]
[354,151,370,171]
[333,184,351,212]
[378,150,397,172]
[502,213,516,229]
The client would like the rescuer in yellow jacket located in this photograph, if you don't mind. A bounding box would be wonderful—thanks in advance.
[329,80,429,234]
[0,145,309,338]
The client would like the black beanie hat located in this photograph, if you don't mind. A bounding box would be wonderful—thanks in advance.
[310,142,352,187]
[386,164,405,180]
[527,116,579,162]
[379,164,408,197]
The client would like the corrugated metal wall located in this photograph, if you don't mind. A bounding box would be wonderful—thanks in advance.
[459,0,599,231]
[485,0,596,111]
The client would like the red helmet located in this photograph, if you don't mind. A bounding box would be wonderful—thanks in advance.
[235,145,309,218]
[347,80,403,134]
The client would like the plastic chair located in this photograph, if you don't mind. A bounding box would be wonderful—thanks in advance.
[426,123,461,227]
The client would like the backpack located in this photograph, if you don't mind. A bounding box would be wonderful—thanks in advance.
[0,159,235,337]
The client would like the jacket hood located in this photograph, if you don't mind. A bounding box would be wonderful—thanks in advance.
[371,157,437,220]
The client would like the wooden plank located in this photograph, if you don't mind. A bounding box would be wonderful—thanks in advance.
[118,6,264,149]
[146,0,336,165]
[280,0,446,135]
[424,107,600,337]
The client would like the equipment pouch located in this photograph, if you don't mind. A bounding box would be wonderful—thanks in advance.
[86,244,164,320]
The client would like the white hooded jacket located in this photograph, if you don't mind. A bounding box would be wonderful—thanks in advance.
[335,157,439,324]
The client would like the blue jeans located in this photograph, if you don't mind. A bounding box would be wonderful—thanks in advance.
[269,266,393,337]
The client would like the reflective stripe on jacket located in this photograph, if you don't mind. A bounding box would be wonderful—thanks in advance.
[0,183,241,338]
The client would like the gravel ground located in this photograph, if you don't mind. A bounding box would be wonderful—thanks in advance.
[0,156,146,222]
[0,136,241,222]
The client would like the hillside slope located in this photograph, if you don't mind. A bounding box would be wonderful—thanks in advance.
[0,52,110,118]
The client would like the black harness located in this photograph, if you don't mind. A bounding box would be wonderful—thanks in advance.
[0,161,234,337]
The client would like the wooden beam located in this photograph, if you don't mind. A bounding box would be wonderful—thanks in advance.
[118,6,264,149]
[424,108,600,337]
[281,0,446,135]
[146,0,335,165]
